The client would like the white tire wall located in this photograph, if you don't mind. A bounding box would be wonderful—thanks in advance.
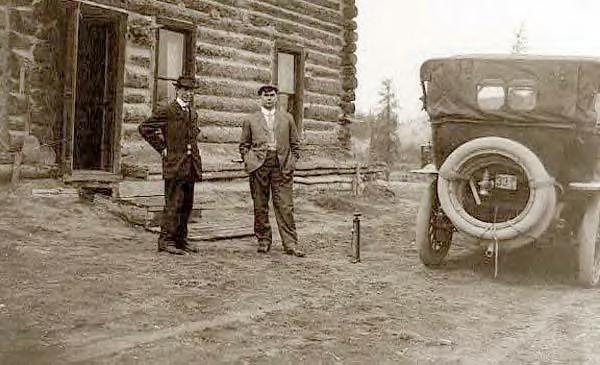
[437,137,557,241]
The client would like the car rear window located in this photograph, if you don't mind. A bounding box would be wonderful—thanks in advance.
[477,86,505,110]
[507,86,537,111]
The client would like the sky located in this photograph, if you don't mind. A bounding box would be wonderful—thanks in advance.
[355,0,600,120]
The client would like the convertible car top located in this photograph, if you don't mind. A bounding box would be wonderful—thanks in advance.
[420,54,600,126]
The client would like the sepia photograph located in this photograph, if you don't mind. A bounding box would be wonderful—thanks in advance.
[1,0,600,363]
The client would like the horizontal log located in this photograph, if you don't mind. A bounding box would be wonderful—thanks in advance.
[123,88,150,104]
[196,76,264,99]
[295,182,351,191]
[340,90,355,102]
[304,103,341,121]
[199,27,272,55]
[340,101,355,114]
[196,109,249,127]
[126,12,156,48]
[295,175,353,185]
[127,0,210,24]
[122,122,141,141]
[121,139,356,173]
[0,163,59,181]
[306,50,341,70]
[305,76,342,96]
[304,119,340,131]
[343,19,357,31]
[342,4,358,18]
[342,75,357,90]
[200,17,343,57]
[196,41,271,68]
[124,68,150,89]
[198,125,242,143]
[251,0,343,26]
[195,94,260,114]
[341,42,357,54]
[245,0,342,34]
[305,92,341,107]
[123,103,151,124]
[8,115,26,132]
[306,63,340,79]
[248,13,342,48]
[303,129,340,145]
[196,57,271,83]
[302,0,339,11]
[343,29,358,43]
[341,53,357,67]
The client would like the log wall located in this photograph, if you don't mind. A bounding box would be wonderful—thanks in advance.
[3,0,359,178]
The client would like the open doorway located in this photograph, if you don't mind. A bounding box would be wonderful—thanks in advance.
[62,3,125,175]
[73,17,116,170]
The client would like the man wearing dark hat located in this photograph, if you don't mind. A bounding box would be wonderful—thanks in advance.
[139,75,202,255]
[239,85,304,257]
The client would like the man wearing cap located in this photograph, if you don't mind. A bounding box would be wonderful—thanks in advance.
[239,85,304,257]
[139,75,202,255]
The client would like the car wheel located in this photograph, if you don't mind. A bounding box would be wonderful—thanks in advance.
[577,194,600,288]
[417,181,454,266]
[437,137,557,241]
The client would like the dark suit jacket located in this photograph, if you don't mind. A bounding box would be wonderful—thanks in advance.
[138,101,202,181]
[239,110,300,173]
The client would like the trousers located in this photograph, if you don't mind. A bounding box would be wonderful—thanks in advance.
[249,151,298,248]
[158,177,195,249]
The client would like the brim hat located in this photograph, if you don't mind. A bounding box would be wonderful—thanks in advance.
[173,75,198,89]
[257,84,279,95]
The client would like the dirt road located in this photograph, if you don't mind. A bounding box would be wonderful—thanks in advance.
[1,180,599,364]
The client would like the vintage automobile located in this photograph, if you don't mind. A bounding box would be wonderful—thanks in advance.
[415,55,600,287]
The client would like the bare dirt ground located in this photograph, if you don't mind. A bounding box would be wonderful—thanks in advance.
[1,179,600,365]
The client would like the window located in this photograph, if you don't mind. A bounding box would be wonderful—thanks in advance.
[477,85,505,110]
[273,43,305,134]
[153,20,195,108]
[507,86,536,111]
[277,52,295,94]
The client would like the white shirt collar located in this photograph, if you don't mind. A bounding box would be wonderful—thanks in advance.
[261,107,276,116]
[176,97,188,109]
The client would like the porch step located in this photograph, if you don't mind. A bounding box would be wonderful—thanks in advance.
[146,212,254,242]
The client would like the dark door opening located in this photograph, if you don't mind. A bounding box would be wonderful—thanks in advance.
[73,17,117,171]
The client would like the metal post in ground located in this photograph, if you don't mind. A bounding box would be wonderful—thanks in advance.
[351,211,361,263]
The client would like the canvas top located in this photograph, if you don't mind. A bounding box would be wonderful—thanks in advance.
[420,54,600,125]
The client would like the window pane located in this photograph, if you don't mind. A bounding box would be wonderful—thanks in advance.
[507,87,536,111]
[277,52,295,94]
[477,86,505,110]
[156,79,176,106]
[158,29,184,79]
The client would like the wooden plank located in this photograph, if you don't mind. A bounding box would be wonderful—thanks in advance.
[145,226,254,241]
[32,188,79,197]
[64,171,122,183]
[10,151,22,185]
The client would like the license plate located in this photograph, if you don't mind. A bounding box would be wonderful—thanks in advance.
[495,174,517,190]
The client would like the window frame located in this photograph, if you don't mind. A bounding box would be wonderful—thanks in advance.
[152,17,196,110]
[273,40,305,135]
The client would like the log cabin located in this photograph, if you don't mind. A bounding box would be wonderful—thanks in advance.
[0,0,364,197]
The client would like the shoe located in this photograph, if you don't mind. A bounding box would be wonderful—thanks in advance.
[257,241,271,253]
[163,246,187,255]
[284,247,305,257]
[181,241,199,253]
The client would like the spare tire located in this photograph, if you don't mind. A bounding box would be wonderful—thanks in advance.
[437,137,557,241]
